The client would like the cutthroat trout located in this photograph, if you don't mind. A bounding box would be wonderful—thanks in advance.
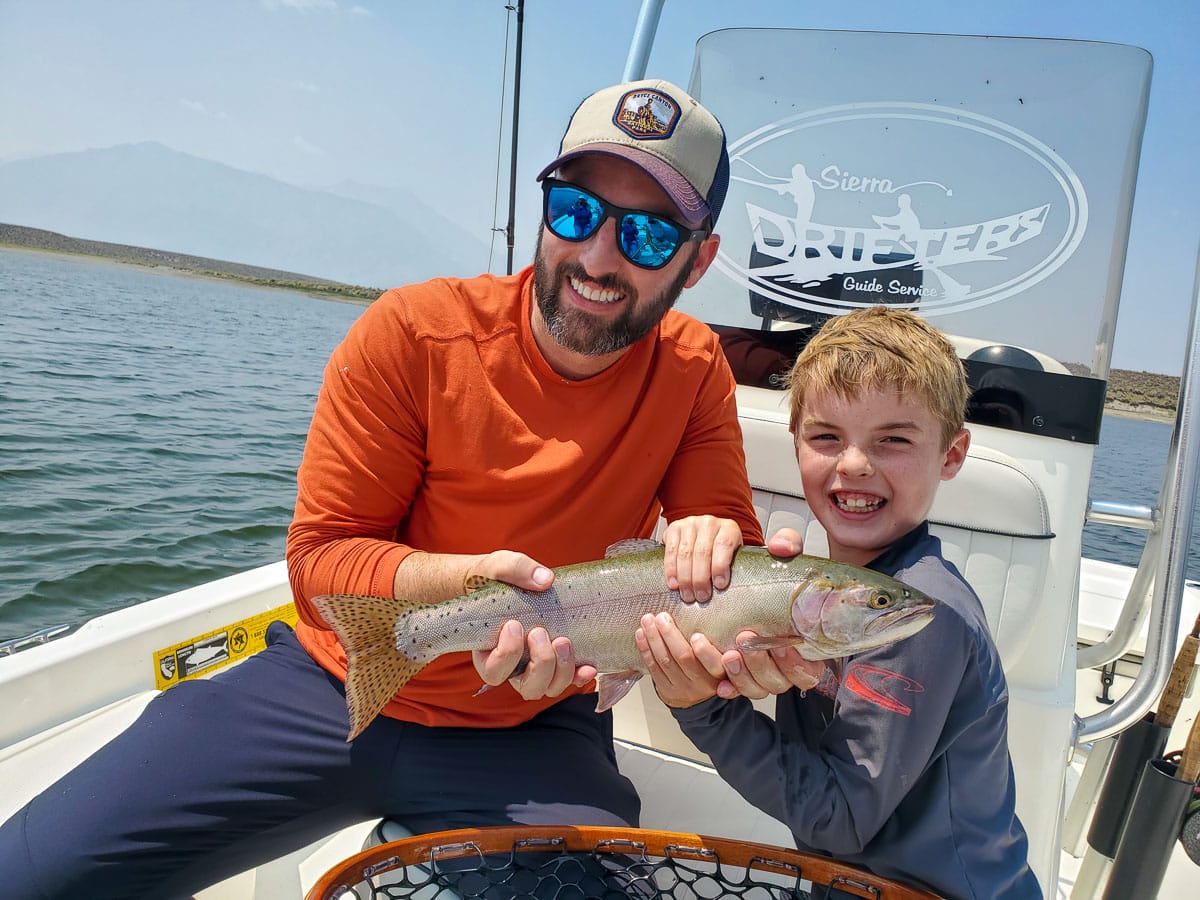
[312,540,936,740]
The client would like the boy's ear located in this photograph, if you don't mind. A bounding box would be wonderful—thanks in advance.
[940,428,971,481]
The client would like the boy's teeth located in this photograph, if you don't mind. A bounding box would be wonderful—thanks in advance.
[837,495,883,511]
[571,276,620,304]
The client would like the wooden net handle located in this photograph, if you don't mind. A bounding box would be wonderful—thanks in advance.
[305,824,943,900]
[1178,711,1200,784]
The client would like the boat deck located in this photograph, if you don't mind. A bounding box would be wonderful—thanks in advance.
[2,677,1196,897]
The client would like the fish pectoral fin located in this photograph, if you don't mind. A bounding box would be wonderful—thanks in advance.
[594,670,644,712]
[735,634,804,652]
[471,655,531,697]
[604,538,662,558]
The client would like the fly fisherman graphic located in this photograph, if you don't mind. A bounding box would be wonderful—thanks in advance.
[731,158,1032,306]
[871,193,971,301]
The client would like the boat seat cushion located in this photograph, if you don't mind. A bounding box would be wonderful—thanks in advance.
[738,410,1053,674]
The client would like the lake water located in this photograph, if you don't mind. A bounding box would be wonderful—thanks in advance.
[1,248,1197,642]
[0,249,360,641]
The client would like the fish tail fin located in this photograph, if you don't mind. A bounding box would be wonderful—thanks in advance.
[311,593,427,741]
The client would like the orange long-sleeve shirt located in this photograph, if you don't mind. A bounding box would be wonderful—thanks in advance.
[286,267,762,728]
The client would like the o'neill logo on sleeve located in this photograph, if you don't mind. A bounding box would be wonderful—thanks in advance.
[844,663,925,715]
[714,102,1088,318]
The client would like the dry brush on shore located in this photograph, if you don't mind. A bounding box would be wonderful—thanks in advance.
[1105,369,1180,420]
[1,223,380,303]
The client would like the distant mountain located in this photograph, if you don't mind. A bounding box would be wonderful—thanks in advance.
[0,142,489,287]
[321,178,495,262]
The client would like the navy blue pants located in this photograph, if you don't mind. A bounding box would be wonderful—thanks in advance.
[0,622,640,899]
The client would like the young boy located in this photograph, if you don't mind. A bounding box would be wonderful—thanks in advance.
[637,306,1040,898]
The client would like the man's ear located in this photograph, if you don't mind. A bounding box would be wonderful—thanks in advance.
[682,233,720,289]
[940,428,971,481]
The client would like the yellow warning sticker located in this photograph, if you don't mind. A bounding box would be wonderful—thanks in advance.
[153,603,299,690]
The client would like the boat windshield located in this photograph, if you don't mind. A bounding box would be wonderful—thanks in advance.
[679,28,1151,443]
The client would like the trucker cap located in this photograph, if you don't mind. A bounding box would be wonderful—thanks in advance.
[536,79,730,229]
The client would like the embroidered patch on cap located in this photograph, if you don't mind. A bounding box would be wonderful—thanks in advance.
[613,88,680,141]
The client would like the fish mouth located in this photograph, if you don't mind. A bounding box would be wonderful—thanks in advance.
[865,603,934,636]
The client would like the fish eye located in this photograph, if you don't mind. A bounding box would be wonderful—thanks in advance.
[869,591,894,609]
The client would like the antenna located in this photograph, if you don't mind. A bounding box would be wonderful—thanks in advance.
[504,0,524,275]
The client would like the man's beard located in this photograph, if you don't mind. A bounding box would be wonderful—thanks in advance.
[532,231,695,357]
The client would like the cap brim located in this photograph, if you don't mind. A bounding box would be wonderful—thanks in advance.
[537,143,710,229]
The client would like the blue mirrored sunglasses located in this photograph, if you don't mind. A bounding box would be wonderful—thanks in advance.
[541,179,708,270]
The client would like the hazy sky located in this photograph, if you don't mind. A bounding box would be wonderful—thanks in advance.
[1,0,1196,374]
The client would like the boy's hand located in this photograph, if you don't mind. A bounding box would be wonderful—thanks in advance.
[662,515,743,603]
[707,634,824,700]
[636,613,724,707]
[699,528,819,699]
[470,553,596,700]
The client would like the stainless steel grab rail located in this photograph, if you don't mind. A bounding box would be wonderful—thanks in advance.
[0,624,71,657]
[1075,249,1200,744]
[1076,504,1157,671]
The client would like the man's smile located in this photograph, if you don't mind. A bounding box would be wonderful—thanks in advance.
[568,274,624,306]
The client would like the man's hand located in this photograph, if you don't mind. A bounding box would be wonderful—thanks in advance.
[473,621,598,701]
[468,551,596,700]
[662,515,743,603]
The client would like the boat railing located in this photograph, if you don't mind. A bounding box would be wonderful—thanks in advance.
[1077,502,1158,672]
[1074,250,1200,745]
[0,624,70,657]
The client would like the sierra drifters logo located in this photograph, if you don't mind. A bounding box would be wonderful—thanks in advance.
[715,103,1088,318]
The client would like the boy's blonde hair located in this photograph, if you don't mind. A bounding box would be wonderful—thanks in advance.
[786,306,969,448]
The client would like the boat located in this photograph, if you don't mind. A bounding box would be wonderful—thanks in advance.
[2,10,1198,900]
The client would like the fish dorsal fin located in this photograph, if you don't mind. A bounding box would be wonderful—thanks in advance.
[604,538,661,558]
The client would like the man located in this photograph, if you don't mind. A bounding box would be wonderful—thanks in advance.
[0,79,763,898]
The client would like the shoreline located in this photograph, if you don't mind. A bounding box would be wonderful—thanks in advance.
[0,235,379,306]
[1101,403,1177,425]
[2,243,376,307]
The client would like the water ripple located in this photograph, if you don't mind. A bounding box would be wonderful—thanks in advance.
[0,249,361,641]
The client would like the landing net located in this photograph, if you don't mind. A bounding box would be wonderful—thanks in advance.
[305,826,940,900]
